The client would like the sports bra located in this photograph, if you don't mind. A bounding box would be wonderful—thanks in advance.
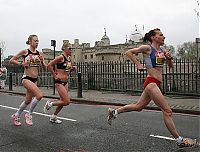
[56,54,72,72]
[143,46,165,69]
[23,49,40,67]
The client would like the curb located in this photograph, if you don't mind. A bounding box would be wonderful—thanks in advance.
[1,90,200,116]
[70,98,200,115]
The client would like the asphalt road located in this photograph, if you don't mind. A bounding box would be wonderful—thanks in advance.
[0,93,200,152]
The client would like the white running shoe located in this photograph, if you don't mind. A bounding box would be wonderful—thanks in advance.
[107,108,117,125]
[25,113,33,126]
[43,100,52,113]
[177,138,199,148]
[50,115,62,124]
[11,114,21,126]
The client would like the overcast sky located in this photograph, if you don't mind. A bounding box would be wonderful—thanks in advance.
[0,0,198,58]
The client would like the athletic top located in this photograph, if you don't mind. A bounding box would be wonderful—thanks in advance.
[23,49,40,67]
[56,54,72,71]
[143,46,165,69]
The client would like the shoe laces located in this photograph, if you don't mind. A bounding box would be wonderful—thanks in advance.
[12,115,21,125]
[26,114,32,121]
[48,101,52,108]
[15,117,20,123]
[178,138,197,147]
[109,109,117,119]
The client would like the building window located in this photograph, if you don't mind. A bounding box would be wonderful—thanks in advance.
[74,55,75,59]
[84,55,87,59]
[91,54,93,59]
[102,56,104,60]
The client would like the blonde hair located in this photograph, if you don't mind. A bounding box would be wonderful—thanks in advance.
[61,42,71,51]
[26,34,38,45]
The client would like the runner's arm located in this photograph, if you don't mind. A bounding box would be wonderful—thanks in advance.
[39,52,47,69]
[9,50,27,66]
[125,45,150,70]
[47,55,63,78]
[164,51,174,68]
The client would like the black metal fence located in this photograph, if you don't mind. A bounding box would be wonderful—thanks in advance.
[5,58,200,96]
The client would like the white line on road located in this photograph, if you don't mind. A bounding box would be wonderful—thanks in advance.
[150,134,175,141]
[0,104,77,122]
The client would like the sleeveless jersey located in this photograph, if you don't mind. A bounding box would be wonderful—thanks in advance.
[23,49,40,67]
[143,46,165,69]
[56,54,72,72]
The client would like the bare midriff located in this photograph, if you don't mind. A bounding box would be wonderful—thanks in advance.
[55,69,70,81]
[146,67,163,82]
[24,67,39,78]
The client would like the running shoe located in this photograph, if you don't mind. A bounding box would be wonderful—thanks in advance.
[43,100,52,113]
[25,113,33,126]
[177,138,198,148]
[107,108,117,125]
[11,114,21,126]
[50,115,62,124]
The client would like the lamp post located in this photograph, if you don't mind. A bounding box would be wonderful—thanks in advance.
[51,40,56,95]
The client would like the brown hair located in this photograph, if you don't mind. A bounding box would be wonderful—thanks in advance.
[143,28,160,43]
[26,34,38,45]
[61,42,71,51]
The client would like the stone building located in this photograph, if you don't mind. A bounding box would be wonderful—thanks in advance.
[42,29,144,63]
[72,30,144,63]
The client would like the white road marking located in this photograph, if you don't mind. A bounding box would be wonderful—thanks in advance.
[0,104,77,122]
[150,134,175,141]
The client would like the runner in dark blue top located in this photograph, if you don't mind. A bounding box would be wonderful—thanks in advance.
[107,28,198,148]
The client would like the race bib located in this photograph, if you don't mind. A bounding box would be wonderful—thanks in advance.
[26,54,40,67]
[155,51,165,65]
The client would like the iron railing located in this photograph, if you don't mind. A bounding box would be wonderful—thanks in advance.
[4,58,200,96]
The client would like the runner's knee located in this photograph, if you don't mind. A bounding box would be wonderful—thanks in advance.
[62,99,70,106]
[36,93,43,101]
[163,108,173,117]
[62,102,70,106]
[135,103,144,112]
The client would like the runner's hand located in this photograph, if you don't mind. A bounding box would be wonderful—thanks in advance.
[54,73,60,81]
[39,55,44,62]
[21,61,29,67]
[164,51,172,60]
[136,64,146,71]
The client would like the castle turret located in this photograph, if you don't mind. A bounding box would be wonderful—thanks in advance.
[101,28,110,46]
[129,26,143,43]
[73,39,83,63]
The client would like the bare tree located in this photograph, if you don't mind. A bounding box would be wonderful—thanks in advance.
[176,41,197,59]
[163,44,176,57]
